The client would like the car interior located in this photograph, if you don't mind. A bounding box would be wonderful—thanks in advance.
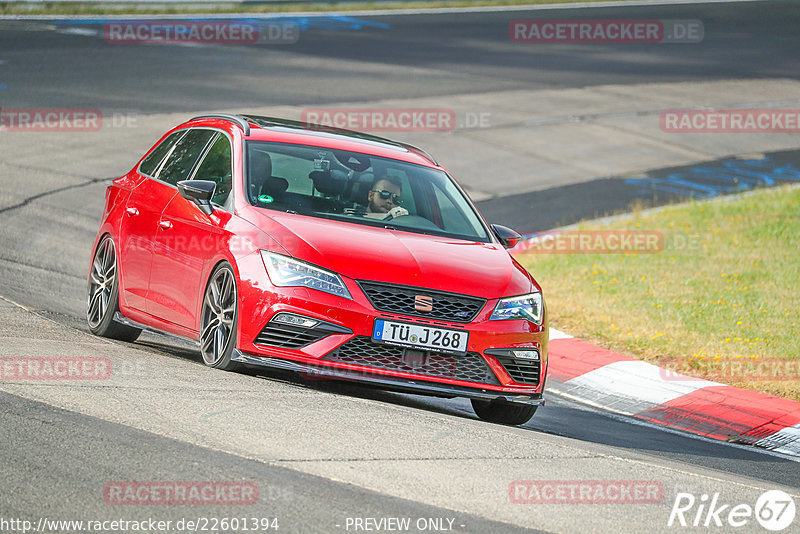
[244,142,487,241]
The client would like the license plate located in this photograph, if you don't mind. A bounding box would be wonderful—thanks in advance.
[372,319,469,355]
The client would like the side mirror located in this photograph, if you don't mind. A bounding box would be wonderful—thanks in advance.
[177,180,216,215]
[491,224,523,249]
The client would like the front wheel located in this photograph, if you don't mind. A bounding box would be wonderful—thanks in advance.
[471,398,537,426]
[87,235,141,342]
[200,263,241,371]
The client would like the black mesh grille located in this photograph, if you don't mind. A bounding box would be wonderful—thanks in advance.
[357,281,486,323]
[494,355,541,385]
[323,336,499,385]
[255,324,326,348]
[255,315,351,349]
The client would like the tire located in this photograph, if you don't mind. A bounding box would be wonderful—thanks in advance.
[199,262,241,371]
[87,235,142,342]
[471,398,538,426]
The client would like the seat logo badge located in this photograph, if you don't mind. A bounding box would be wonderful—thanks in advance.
[414,295,433,312]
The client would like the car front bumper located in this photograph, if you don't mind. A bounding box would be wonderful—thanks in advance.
[235,255,549,399]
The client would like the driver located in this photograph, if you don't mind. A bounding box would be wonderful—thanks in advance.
[364,176,409,219]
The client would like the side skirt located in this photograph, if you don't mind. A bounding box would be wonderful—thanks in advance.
[113,312,200,347]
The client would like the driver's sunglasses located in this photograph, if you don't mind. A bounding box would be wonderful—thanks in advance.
[371,189,402,204]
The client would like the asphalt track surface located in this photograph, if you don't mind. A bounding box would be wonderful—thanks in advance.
[1,1,799,111]
[1,1,799,533]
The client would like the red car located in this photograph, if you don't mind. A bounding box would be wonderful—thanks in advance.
[87,114,547,425]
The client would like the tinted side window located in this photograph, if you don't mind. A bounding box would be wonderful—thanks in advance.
[194,134,233,206]
[157,129,217,186]
[139,130,185,177]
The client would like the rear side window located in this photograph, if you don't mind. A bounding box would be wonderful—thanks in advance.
[157,129,217,186]
[139,130,185,177]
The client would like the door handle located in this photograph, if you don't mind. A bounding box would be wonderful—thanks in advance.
[125,207,139,217]
[158,220,173,230]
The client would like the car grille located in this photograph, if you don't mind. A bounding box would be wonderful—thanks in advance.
[357,281,486,323]
[255,315,351,349]
[323,336,500,385]
[493,355,541,385]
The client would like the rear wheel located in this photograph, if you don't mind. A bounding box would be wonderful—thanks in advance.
[471,398,537,426]
[87,235,141,342]
[200,263,241,371]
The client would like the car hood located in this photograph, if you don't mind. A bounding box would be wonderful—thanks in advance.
[241,209,536,299]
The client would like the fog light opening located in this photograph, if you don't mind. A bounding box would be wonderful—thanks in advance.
[511,349,540,361]
[271,313,320,329]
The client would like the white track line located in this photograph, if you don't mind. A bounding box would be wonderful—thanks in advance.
[547,386,800,462]
[548,327,574,340]
[560,360,721,414]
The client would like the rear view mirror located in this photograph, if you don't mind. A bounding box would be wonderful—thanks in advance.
[177,180,216,215]
[491,224,523,249]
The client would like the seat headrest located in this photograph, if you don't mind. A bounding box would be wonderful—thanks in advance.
[248,149,272,179]
[349,172,374,205]
[309,169,349,196]
[249,150,277,203]
[260,177,289,197]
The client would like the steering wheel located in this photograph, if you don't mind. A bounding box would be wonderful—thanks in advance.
[382,206,409,221]
[382,214,441,230]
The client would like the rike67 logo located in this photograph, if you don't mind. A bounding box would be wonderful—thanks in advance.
[668,490,796,531]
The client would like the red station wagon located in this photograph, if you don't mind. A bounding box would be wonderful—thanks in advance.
[87,114,547,425]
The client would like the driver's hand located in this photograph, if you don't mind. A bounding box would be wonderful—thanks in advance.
[385,206,409,220]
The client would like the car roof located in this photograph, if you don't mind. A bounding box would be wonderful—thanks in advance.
[186,114,441,168]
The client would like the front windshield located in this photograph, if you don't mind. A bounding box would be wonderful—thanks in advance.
[245,141,490,242]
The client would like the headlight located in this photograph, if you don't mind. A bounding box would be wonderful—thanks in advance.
[490,292,543,324]
[260,251,352,300]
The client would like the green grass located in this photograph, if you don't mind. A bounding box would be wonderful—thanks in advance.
[0,0,634,16]
[517,185,800,401]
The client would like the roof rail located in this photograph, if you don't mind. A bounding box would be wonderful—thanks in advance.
[399,142,438,166]
[240,115,439,165]
[190,114,250,136]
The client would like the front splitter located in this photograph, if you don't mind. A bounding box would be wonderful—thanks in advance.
[232,349,545,406]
